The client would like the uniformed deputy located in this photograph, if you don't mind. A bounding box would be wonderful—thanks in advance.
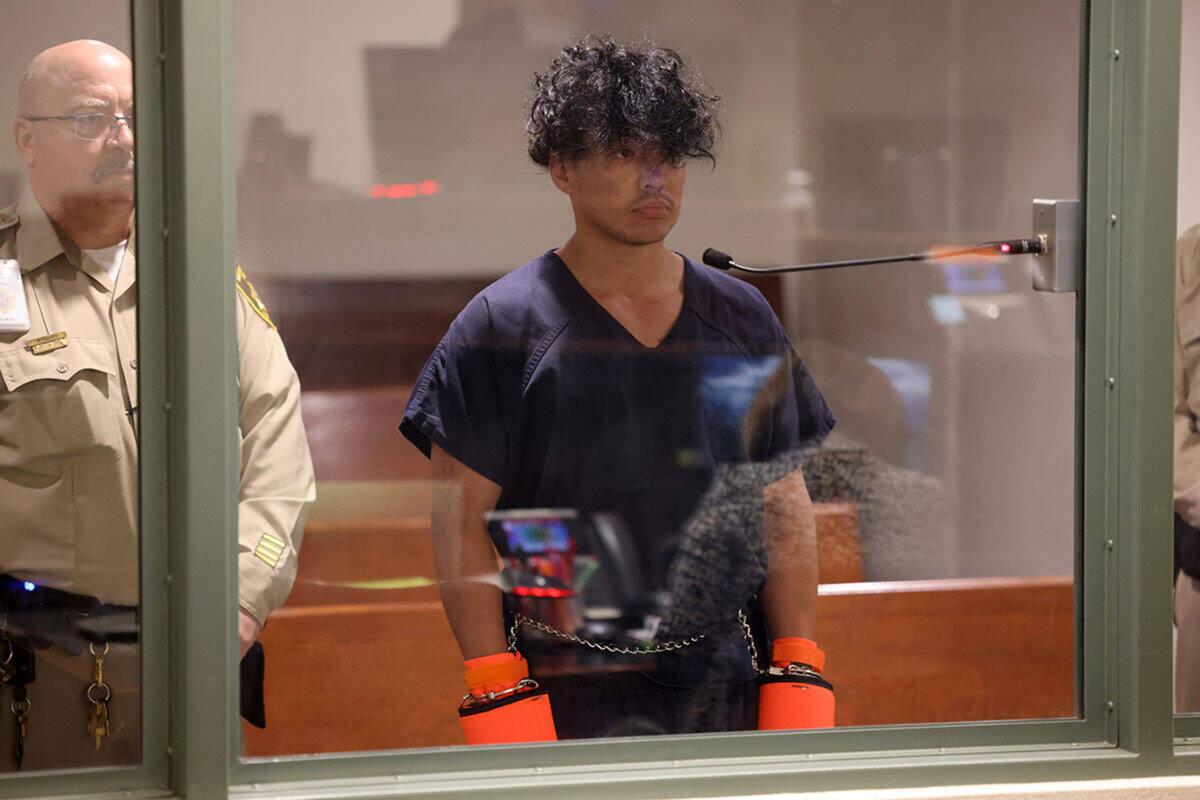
[0,40,314,770]
[1175,223,1200,713]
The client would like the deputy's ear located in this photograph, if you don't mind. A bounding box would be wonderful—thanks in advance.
[548,154,572,195]
[13,119,35,167]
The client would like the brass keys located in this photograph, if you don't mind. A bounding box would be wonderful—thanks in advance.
[86,643,111,751]
[7,645,34,770]
[11,686,29,769]
[87,698,109,751]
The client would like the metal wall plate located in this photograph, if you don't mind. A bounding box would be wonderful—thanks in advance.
[1032,198,1082,293]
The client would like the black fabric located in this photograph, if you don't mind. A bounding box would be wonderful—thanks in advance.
[240,641,267,728]
[73,608,139,645]
[538,669,758,739]
[1177,513,1200,581]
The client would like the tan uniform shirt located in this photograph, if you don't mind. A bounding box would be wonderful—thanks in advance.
[1176,224,1200,526]
[0,193,314,625]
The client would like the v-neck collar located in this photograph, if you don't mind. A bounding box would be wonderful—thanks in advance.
[548,250,691,351]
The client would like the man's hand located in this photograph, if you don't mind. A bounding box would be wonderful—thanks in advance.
[238,607,262,659]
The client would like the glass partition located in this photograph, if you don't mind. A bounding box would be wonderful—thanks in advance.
[1176,0,1200,722]
[232,0,1083,757]
[0,1,142,772]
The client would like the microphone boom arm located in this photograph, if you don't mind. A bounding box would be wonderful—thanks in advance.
[702,239,1044,275]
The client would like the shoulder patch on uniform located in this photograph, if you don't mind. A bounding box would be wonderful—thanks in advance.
[236,264,275,329]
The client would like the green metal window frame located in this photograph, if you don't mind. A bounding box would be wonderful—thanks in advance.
[0,1,174,797]
[0,0,1191,797]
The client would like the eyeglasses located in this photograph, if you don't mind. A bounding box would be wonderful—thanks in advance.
[21,112,134,141]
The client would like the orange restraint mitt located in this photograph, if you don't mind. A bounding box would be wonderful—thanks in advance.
[757,637,836,730]
[458,652,558,745]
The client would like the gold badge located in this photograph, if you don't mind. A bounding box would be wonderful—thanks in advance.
[254,532,287,568]
[236,265,275,329]
[26,331,68,355]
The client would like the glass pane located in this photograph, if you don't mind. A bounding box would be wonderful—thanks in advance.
[0,2,141,772]
[233,0,1082,757]
[1176,0,1200,718]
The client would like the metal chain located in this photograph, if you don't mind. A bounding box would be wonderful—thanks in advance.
[737,609,763,675]
[508,608,767,671]
[506,609,822,681]
[509,613,706,656]
[736,610,823,680]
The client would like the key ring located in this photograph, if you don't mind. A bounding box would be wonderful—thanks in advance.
[10,696,30,716]
[86,682,112,705]
[89,642,109,658]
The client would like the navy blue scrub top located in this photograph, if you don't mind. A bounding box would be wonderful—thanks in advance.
[401,251,834,687]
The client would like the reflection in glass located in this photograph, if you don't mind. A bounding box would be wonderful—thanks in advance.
[0,32,139,770]
[234,0,1082,756]
[1175,0,1200,717]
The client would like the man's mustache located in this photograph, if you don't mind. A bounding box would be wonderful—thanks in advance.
[92,151,135,182]
[634,192,674,208]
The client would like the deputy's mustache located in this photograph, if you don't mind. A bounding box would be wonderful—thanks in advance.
[91,151,134,183]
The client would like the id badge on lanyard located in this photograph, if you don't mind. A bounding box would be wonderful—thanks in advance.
[0,259,31,335]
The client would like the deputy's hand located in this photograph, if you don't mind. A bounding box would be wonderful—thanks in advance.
[238,608,262,659]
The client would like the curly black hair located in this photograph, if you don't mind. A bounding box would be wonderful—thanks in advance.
[525,37,720,168]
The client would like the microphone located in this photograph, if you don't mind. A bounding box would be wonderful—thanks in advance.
[702,248,736,270]
[702,239,1044,275]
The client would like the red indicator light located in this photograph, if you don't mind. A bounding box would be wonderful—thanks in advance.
[999,243,1012,253]
[512,586,574,599]
[369,180,442,200]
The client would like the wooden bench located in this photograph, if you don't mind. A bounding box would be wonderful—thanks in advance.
[244,575,1073,755]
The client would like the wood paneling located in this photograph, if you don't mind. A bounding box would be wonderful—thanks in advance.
[244,497,1071,756]
[243,576,1074,756]
[301,387,425,481]
[284,501,860,607]
[818,577,1075,727]
[266,275,784,391]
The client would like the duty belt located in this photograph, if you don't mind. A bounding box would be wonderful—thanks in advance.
[0,574,137,652]
[0,574,136,767]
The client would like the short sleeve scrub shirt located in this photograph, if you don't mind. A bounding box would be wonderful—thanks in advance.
[401,251,834,689]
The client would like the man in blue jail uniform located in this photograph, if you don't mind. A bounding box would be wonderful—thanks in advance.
[402,37,836,742]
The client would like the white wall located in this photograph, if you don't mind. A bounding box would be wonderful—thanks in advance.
[233,0,461,192]
[0,0,130,206]
[1180,0,1200,235]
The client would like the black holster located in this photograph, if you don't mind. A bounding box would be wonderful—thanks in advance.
[240,641,266,728]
